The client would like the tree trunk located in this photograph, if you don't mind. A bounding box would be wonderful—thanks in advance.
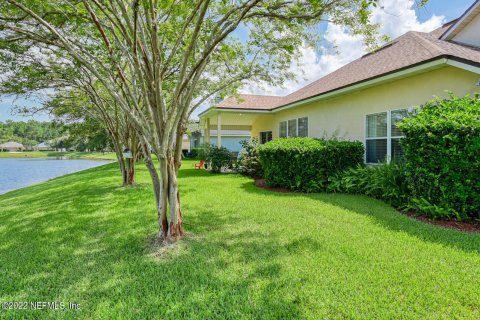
[141,143,169,241]
[140,128,185,243]
[124,155,135,186]
[148,155,184,243]
[167,157,183,241]
[110,132,136,186]
[158,158,170,240]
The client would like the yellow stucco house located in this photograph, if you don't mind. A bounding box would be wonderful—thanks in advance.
[199,1,480,163]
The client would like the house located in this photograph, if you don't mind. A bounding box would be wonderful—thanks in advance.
[33,142,53,151]
[199,1,480,163]
[0,141,25,152]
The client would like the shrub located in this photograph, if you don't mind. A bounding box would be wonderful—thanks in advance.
[328,162,410,209]
[188,148,203,159]
[201,144,233,173]
[236,138,263,177]
[397,93,480,220]
[258,137,364,192]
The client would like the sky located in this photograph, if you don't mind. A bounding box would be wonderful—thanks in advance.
[0,0,475,122]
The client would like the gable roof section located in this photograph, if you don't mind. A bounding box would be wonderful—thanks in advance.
[203,17,480,116]
[279,29,480,108]
[216,94,284,111]
[441,0,480,40]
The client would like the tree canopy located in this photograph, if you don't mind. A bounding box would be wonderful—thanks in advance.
[0,0,392,242]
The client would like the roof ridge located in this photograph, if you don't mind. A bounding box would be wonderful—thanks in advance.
[408,31,446,55]
[238,93,283,98]
[283,31,420,100]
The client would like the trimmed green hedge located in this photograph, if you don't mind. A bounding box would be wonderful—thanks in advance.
[397,94,480,220]
[258,138,364,192]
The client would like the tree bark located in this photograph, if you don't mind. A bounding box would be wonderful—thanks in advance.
[167,157,183,241]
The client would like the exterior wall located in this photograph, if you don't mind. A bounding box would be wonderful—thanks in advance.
[251,66,479,142]
[453,12,480,47]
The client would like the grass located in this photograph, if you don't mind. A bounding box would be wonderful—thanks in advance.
[0,151,116,160]
[0,160,479,319]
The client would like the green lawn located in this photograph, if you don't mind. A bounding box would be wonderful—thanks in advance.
[1,160,479,319]
[0,151,116,160]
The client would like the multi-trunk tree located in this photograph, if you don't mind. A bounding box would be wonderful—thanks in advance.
[1,0,383,242]
[0,49,141,186]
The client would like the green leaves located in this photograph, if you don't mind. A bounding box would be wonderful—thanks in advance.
[398,94,480,220]
[328,162,410,210]
[258,137,364,192]
[200,144,234,173]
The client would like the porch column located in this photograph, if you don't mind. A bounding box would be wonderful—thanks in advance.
[205,118,210,144]
[217,113,222,148]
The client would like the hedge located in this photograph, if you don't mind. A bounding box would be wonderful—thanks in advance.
[258,138,364,192]
[397,94,480,220]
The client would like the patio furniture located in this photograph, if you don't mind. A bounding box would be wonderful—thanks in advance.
[194,160,205,169]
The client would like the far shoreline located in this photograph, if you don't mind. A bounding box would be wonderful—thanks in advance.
[0,151,117,161]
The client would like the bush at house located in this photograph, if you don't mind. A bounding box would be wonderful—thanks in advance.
[328,162,410,209]
[199,143,234,173]
[258,137,364,192]
[188,148,203,159]
[398,94,480,220]
[236,138,263,177]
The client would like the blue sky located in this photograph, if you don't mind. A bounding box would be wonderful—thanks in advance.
[0,0,475,122]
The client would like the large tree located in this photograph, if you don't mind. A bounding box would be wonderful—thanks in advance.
[1,0,383,242]
[0,49,142,186]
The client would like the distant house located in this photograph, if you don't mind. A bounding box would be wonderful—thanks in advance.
[0,141,25,152]
[33,142,53,151]
[199,1,480,163]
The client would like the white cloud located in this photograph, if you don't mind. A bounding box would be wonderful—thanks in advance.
[243,0,446,96]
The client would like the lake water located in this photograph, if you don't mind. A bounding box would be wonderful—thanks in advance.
[0,158,112,195]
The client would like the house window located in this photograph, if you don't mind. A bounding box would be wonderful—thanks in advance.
[298,117,308,137]
[366,112,387,163]
[279,117,309,138]
[288,119,297,137]
[365,109,409,163]
[260,131,272,144]
[279,121,287,138]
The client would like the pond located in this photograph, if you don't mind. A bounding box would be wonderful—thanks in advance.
[0,158,112,195]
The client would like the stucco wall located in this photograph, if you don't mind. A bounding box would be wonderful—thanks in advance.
[251,66,479,142]
[453,12,480,47]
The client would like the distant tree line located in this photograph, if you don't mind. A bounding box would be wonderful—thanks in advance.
[0,119,111,152]
[0,120,62,148]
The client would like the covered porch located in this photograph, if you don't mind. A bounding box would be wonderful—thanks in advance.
[199,109,270,148]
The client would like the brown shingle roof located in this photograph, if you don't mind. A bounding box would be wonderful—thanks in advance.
[279,30,480,107]
[212,21,480,112]
[216,94,284,110]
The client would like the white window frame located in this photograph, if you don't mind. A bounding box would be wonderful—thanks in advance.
[365,109,408,164]
[279,117,309,138]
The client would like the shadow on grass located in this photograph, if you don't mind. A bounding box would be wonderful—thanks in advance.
[0,165,309,318]
[240,180,480,254]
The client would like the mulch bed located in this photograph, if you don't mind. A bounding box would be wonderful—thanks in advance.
[254,177,480,233]
[404,210,480,233]
[254,178,294,193]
